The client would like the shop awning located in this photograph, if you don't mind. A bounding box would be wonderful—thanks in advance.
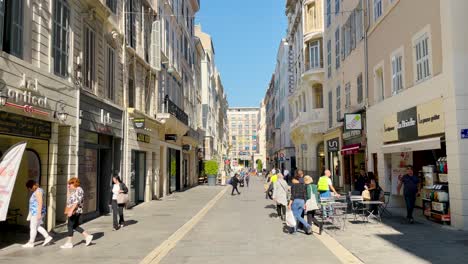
[341,143,361,155]
[382,137,441,154]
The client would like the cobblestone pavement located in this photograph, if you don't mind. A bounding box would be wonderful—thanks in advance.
[0,186,225,264]
[160,177,341,264]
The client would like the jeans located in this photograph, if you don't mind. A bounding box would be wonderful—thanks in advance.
[112,200,125,228]
[29,215,49,243]
[67,214,85,237]
[320,191,332,218]
[291,199,310,232]
[404,193,417,219]
[232,185,240,195]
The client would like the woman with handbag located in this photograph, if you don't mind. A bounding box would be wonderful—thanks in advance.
[304,176,323,235]
[61,177,93,249]
[111,176,128,230]
[288,176,312,235]
[272,173,289,221]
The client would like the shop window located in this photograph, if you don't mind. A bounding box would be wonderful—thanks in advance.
[52,0,70,78]
[0,0,23,58]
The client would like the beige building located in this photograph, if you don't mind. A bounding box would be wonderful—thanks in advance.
[286,0,326,179]
[365,0,468,229]
[227,107,260,168]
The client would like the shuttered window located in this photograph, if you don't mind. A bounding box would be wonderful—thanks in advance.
[53,0,70,77]
[83,26,96,90]
[106,46,115,100]
[128,78,135,108]
[0,0,23,58]
[335,28,340,69]
[357,73,363,104]
[336,86,341,122]
[0,0,5,50]
[328,91,333,128]
[392,53,403,94]
[415,33,431,82]
[126,0,136,48]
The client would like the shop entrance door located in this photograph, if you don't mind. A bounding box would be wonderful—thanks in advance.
[132,151,147,204]
[167,148,181,193]
[183,157,188,188]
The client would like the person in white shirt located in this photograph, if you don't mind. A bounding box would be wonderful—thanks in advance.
[111,176,128,230]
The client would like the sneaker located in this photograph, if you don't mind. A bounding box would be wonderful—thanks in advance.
[60,243,73,249]
[42,236,53,246]
[120,223,125,228]
[409,218,415,224]
[22,242,35,248]
[85,235,93,246]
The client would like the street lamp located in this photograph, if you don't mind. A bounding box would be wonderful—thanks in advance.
[54,100,68,122]
[0,81,8,107]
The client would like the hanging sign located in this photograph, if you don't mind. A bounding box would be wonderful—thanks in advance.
[0,142,27,221]
[344,114,362,131]
[133,118,145,129]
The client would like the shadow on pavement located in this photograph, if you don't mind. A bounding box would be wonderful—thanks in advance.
[269,213,279,218]
[124,220,138,227]
[264,204,276,209]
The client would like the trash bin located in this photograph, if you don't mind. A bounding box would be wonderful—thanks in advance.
[207,175,216,186]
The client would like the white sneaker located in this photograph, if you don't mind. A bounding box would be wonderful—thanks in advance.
[60,243,73,249]
[85,235,93,246]
[42,236,53,246]
[22,242,35,248]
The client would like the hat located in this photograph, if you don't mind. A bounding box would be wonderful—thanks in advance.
[271,169,276,174]
[304,175,313,185]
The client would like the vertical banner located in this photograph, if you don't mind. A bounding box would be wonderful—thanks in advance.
[0,142,27,221]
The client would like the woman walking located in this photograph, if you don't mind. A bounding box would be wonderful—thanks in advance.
[304,176,323,234]
[288,177,312,234]
[272,173,289,221]
[22,180,53,248]
[111,176,128,230]
[61,177,93,249]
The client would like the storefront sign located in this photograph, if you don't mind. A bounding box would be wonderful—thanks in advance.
[327,138,340,152]
[133,118,145,129]
[137,133,151,143]
[344,114,362,131]
[343,130,361,141]
[0,142,27,221]
[417,99,445,137]
[0,111,52,139]
[80,93,123,138]
[165,134,177,141]
[383,114,398,143]
[397,107,418,142]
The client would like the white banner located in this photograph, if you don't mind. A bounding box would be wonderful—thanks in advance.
[0,142,27,221]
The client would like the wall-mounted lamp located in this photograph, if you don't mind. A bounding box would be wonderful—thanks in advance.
[162,60,175,74]
[54,100,68,122]
[0,80,8,107]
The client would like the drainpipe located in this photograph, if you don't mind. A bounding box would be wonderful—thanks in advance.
[364,0,371,171]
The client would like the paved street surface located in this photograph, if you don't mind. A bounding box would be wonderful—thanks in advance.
[2,177,467,264]
[160,177,340,264]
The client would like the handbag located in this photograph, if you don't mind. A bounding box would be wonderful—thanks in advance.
[285,209,297,227]
[117,193,129,205]
[305,195,320,212]
[362,190,371,201]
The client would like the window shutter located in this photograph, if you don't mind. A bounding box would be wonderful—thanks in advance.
[151,20,161,71]
[0,0,4,50]
[11,0,23,57]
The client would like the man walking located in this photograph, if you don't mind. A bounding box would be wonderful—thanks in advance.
[317,170,340,218]
[231,174,241,195]
[397,165,419,224]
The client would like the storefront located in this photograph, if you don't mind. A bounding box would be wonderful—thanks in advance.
[79,93,123,220]
[380,98,449,224]
[324,129,343,189]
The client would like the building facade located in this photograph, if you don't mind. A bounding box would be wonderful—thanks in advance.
[227,107,260,169]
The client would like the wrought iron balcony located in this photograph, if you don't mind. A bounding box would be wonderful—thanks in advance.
[163,95,188,126]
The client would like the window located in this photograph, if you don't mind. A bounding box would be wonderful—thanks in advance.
[83,26,96,90]
[328,91,333,128]
[0,0,23,58]
[126,0,136,48]
[106,0,117,13]
[309,41,320,69]
[326,0,331,27]
[106,46,115,100]
[373,0,382,22]
[336,86,341,121]
[327,40,332,78]
[335,0,340,15]
[128,78,135,108]
[374,65,384,102]
[414,33,431,82]
[335,28,340,69]
[356,1,364,41]
[357,73,363,104]
[391,52,403,94]
[302,93,306,112]
[53,0,70,77]
[145,76,151,114]
[345,82,351,108]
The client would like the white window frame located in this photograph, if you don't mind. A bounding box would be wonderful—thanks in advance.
[390,47,405,95]
[373,61,385,103]
[373,0,383,22]
[345,82,351,109]
[412,26,433,84]
[309,40,321,69]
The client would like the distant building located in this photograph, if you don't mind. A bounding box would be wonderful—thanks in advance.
[227,107,260,168]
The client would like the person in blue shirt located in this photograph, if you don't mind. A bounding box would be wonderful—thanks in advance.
[397,165,420,224]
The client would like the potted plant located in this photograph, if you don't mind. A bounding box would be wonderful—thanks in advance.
[205,160,219,186]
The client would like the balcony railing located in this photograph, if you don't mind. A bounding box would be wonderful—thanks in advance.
[163,95,189,126]
[185,126,200,140]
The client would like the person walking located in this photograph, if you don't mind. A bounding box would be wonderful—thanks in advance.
[22,180,53,248]
[355,169,368,194]
[304,176,323,234]
[288,177,312,235]
[397,165,419,224]
[111,176,128,230]
[296,170,305,184]
[231,173,241,195]
[61,177,94,249]
[273,173,289,221]
[245,172,250,187]
[283,169,290,185]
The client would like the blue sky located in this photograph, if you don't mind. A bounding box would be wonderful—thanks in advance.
[197,0,287,107]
